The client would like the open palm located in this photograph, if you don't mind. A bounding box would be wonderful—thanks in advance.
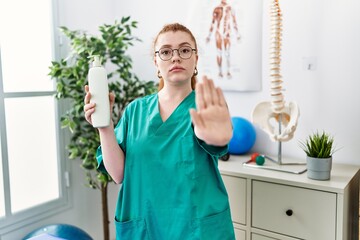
[190,76,233,146]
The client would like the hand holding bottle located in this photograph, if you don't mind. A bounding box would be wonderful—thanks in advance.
[85,55,111,127]
[84,85,115,127]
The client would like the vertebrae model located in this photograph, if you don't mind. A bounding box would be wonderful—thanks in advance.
[269,0,284,113]
[252,0,300,142]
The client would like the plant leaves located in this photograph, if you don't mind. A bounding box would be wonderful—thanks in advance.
[48,18,158,189]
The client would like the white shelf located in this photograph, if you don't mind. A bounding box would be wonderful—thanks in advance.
[218,155,360,240]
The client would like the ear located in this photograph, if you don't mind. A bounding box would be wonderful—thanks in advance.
[154,56,158,67]
[194,54,199,68]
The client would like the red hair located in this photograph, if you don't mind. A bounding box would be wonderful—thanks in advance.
[153,23,198,91]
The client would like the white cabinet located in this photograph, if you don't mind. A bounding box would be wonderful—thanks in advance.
[253,181,336,239]
[218,155,360,240]
[222,175,246,225]
[234,228,246,240]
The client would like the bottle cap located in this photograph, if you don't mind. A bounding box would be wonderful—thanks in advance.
[92,55,101,67]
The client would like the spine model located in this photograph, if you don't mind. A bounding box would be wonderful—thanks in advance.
[269,0,284,114]
[251,0,300,142]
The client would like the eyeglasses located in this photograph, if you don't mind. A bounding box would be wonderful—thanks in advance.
[155,46,197,61]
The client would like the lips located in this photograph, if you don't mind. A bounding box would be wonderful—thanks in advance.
[169,65,185,72]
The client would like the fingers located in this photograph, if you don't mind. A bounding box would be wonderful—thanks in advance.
[109,92,115,105]
[109,92,115,113]
[209,79,219,105]
[84,99,95,124]
[84,85,115,125]
[84,85,95,124]
[84,85,94,112]
[195,81,205,111]
[202,76,213,106]
[84,85,91,104]
[196,76,223,110]
[84,105,95,124]
[216,87,227,107]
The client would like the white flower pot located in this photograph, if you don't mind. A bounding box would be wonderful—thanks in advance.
[306,156,332,180]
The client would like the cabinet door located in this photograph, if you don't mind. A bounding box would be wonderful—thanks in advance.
[252,181,336,240]
[234,228,246,240]
[222,175,246,225]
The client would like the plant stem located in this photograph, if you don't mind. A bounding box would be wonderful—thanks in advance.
[101,183,110,240]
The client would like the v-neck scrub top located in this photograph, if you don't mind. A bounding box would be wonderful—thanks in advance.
[97,91,235,240]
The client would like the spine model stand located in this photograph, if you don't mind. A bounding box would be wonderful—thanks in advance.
[251,0,300,165]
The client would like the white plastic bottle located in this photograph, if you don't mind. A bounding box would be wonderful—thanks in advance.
[88,55,110,128]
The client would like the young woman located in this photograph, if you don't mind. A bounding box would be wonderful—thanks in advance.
[84,23,235,240]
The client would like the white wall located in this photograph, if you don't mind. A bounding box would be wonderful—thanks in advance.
[4,0,359,239]
[113,0,360,164]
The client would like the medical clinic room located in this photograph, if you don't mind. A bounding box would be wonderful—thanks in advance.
[0,0,359,239]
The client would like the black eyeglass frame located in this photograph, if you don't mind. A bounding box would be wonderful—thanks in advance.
[155,47,197,61]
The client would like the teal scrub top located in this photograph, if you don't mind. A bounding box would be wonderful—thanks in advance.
[97,91,235,240]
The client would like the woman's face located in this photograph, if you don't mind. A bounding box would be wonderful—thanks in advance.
[154,31,198,88]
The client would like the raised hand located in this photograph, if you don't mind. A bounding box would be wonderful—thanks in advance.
[189,76,233,146]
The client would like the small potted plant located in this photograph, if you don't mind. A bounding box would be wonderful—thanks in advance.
[300,131,337,180]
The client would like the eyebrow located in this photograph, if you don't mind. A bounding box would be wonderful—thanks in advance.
[159,42,192,49]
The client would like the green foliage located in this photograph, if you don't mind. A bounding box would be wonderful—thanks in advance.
[49,17,157,189]
[300,131,336,158]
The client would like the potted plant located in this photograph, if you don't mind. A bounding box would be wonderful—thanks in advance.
[300,131,337,180]
[48,17,157,240]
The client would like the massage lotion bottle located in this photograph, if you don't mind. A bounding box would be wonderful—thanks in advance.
[88,55,110,128]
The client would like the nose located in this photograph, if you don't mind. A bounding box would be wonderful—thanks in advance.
[171,49,181,62]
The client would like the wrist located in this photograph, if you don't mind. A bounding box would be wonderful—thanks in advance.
[98,122,114,133]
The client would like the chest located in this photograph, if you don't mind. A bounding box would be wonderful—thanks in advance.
[158,98,184,122]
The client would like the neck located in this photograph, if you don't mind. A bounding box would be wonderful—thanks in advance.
[159,84,192,101]
[157,84,193,122]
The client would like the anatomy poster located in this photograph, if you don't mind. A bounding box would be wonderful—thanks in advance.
[187,0,262,91]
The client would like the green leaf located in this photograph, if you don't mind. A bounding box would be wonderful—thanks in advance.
[50,18,157,189]
[61,118,70,128]
[121,16,130,24]
[299,131,337,158]
[69,121,76,133]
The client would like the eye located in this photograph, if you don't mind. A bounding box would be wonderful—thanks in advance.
[160,48,171,56]
[180,47,191,54]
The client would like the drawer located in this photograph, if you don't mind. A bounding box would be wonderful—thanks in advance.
[252,181,336,240]
[221,175,246,225]
[234,228,246,240]
[251,233,298,240]
[251,233,277,240]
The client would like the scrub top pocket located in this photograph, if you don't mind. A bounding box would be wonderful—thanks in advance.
[115,218,149,240]
[181,135,195,158]
[181,135,213,179]
[180,135,208,179]
[196,208,235,240]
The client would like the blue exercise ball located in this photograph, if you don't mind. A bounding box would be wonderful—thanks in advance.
[228,117,256,155]
[23,224,93,240]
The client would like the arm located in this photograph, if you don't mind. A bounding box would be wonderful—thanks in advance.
[231,8,241,41]
[84,85,125,184]
[98,124,125,184]
[206,9,217,43]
